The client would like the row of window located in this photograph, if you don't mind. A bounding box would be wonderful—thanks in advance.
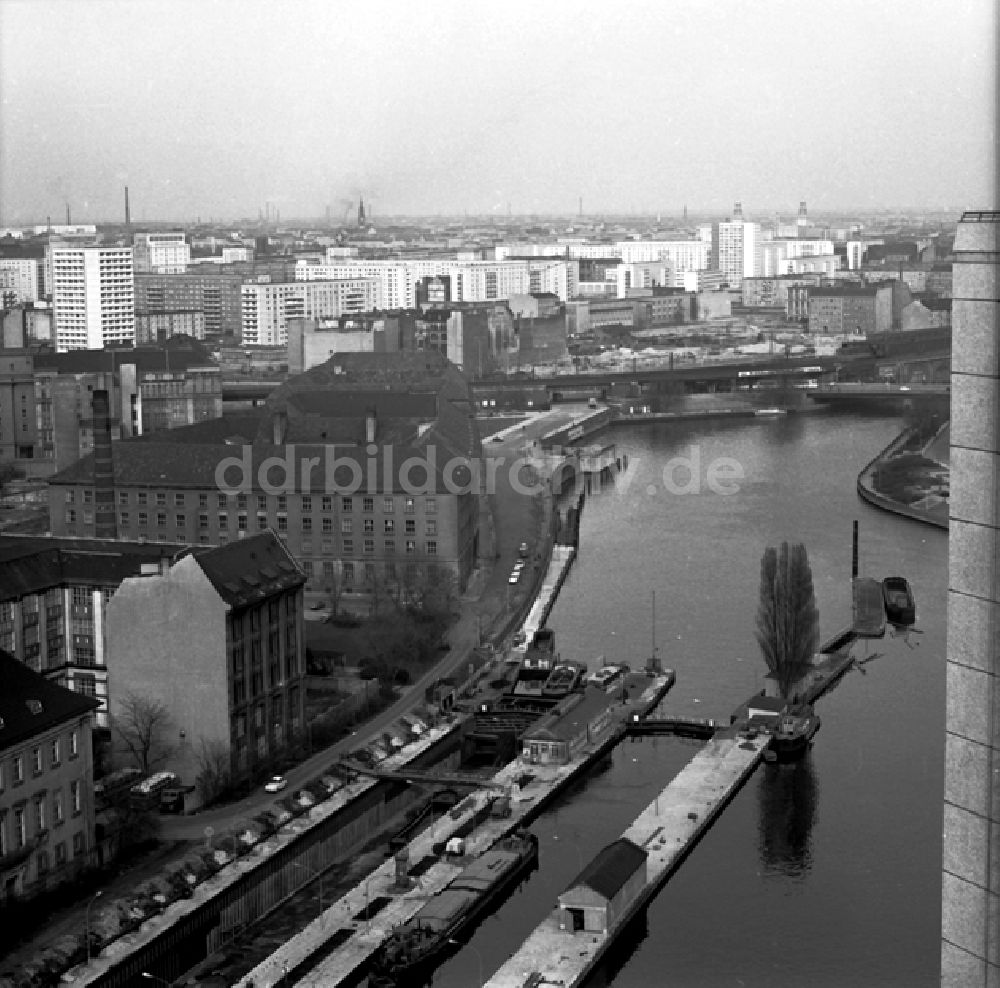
[0,730,81,791]
[0,785,85,859]
[65,490,438,514]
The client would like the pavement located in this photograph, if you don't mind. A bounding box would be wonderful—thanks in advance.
[0,405,598,973]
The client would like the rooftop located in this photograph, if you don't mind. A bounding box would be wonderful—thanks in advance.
[0,648,100,750]
[561,838,647,901]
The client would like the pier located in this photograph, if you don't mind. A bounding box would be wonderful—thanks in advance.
[517,545,576,645]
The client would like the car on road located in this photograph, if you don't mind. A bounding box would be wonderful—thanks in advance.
[264,775,288,793]
[508,571,521,584]
[518,542,529,557]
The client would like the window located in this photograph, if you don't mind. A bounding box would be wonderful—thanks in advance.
[119,511,129,527]
[35,797,45,832]
[13,754,23,784]
[427,541,438,555]
[198,513,209,529]
[364,538,374,554]
[362,496,374,513]
[301,517,312,533]
[175,513,186,528]
[50,739,60,766]
[301,495,312,512]
[14,808,25,848]
[65,509,76,525]
[71,779,81,814]
[383,497,394,513]
[426,520,437,536]
[53,788,64,824]
[384,518,394,534]
[322,495,333,512]
[404,497,415,514]
[321,538,334,554]
[237,493,247,509]
[343,539,353,555]
[70,730,78,758]
[257,513,268,531]
[65,491,75,504]
[238,514,247,531]
[82,489,93,504]
[118,492,129,506]
[341,496,352,512]
[405,519,416,535]
[218,513,228,530]
[199,493,208,508]
[301,539,312,554]
[426,498,437,514]
[217,493,227,508]
[384,540,395,554]
[257,495,267,511]
[343,562,355,584]
[55,842,66,864]
[82,510,93,525]
[406,540,416,554]
[340,517,352,534]
[156,512,167,527]
[137,491,148,506]
[322,517,333,534]
[73,831,84,856]
[32,747,42,775]
[363,518,374,534]
[277,515,287,532]
[137,511,148,526]
[174,493,185,506]
[156,492,166,506]
[277,494,287,511]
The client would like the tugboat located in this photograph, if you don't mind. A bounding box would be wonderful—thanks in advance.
[881,576,916,627]
[368,830,538,987]
[768,705,821,762]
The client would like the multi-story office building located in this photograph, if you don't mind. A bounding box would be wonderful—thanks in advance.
[241,279,380,346]
[0,535,188,727]
[0,650,99,902]
[760,239,838,277]
[135,309,206,344]
[134,271,245,339]
[132,232,191,274]
[0,257,43,303]
[106,531,306,797]
[711,221,762,287]
[615,262,673,297]
[48,245,135,351]
[617,240,711,271]
[0,350,40,465]
[46,351,485,595]
[807,284,893,335]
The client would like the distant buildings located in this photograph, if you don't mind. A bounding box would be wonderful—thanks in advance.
[48,244,135,351]
[711,219,762,287]
[0,257,44,303]
[106,531,307,798]
[132,232,191,274]
[134,270,246,339]
[807,283,893,335]
[0,648,100,902]
[135,309,206,344]
[240,278,380,346]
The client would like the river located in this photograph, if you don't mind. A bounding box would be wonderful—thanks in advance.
[430,407,947,988]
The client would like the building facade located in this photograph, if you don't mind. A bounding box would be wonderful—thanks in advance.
[134,271,245,339]
[135,309,206,344]
[106,532,306,798]
[807,284,892,335]
[0,649,99,902]
[711,222,762,287]
[0,350,39,465]
[133,233,191,274]
[0,258,43,303]
[48,245,135,351]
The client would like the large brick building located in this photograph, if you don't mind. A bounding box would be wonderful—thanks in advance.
[106,532,306,797]
[46,351,485,598]
[0,650,99,902]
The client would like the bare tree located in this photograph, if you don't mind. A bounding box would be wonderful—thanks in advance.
[755,542,820,700]
[112,692,175,775]
[194,738,231,804]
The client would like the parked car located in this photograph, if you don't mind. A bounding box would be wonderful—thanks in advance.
[508,572,520,585]
[264,775,288,793]
[518,542,529,557]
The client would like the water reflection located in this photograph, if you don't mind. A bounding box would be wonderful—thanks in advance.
[757,754,819,878]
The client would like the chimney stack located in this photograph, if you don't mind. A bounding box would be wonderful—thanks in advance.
[733,200,744,221]
[365,407,377,444]
[92,390,118,539]
[125,186,130,227]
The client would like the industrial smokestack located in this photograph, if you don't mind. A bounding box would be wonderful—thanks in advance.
[125,186,130,227]
[92,390,118,539]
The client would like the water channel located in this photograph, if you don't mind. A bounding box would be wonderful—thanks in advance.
[430,408,947,988]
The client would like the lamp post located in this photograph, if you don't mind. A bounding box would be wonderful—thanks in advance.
[141,974,170,987]
[85,890,102,964]
[447,938,484,988]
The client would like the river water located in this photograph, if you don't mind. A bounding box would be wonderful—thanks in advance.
[430,408,947,988]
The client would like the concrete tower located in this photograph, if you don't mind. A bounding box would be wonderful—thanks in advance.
[942,210,1000,986]
[733,200,744,221]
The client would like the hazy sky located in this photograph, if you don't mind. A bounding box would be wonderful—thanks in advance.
[1,0,996,223]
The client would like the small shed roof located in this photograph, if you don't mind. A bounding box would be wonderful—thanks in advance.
[562,837,646,901]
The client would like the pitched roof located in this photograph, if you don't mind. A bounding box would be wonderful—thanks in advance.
[180,531,305,607]
[32,337,216,374]
[0,648,99,750]
[562,838,646,901]
[0,536,189,599]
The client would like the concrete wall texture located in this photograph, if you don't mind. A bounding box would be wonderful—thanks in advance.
[943,211,1000,987]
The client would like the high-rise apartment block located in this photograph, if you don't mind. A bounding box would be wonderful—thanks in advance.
[48,245,135,351]
[711,221,762,287]
[133,232,191,274]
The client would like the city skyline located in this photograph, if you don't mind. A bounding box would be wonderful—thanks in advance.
[1,0,996,225]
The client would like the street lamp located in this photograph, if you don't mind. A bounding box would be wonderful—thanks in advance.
[85,890,102,964]
[141,974,170,987]
[447,938,484,988]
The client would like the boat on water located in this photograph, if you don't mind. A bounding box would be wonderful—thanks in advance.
[755,407,788,416]
[882,576,916,627]
[852,576,887,638]
[767,705,821,762]
[541,661,587,700]
[368,830,539,987]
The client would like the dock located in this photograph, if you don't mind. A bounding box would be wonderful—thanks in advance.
[483,728,771,988]
[246,673,676,988]
[519,545,576,644]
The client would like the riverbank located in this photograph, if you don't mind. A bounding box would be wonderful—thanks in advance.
[856,422,949,529]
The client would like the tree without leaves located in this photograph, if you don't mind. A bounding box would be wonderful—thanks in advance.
[112,692,175,775]
[194,738,231,805]
[755,542,820,700]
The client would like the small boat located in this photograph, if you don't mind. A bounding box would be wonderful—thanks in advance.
[755,407,787,416]
[768,705,821,762]
[368,830,539,987]
[882,576,916,627]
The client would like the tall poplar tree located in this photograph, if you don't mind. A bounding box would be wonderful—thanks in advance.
[755,542,820,699]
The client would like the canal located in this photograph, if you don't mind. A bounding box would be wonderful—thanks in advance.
[430,408,947,988]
